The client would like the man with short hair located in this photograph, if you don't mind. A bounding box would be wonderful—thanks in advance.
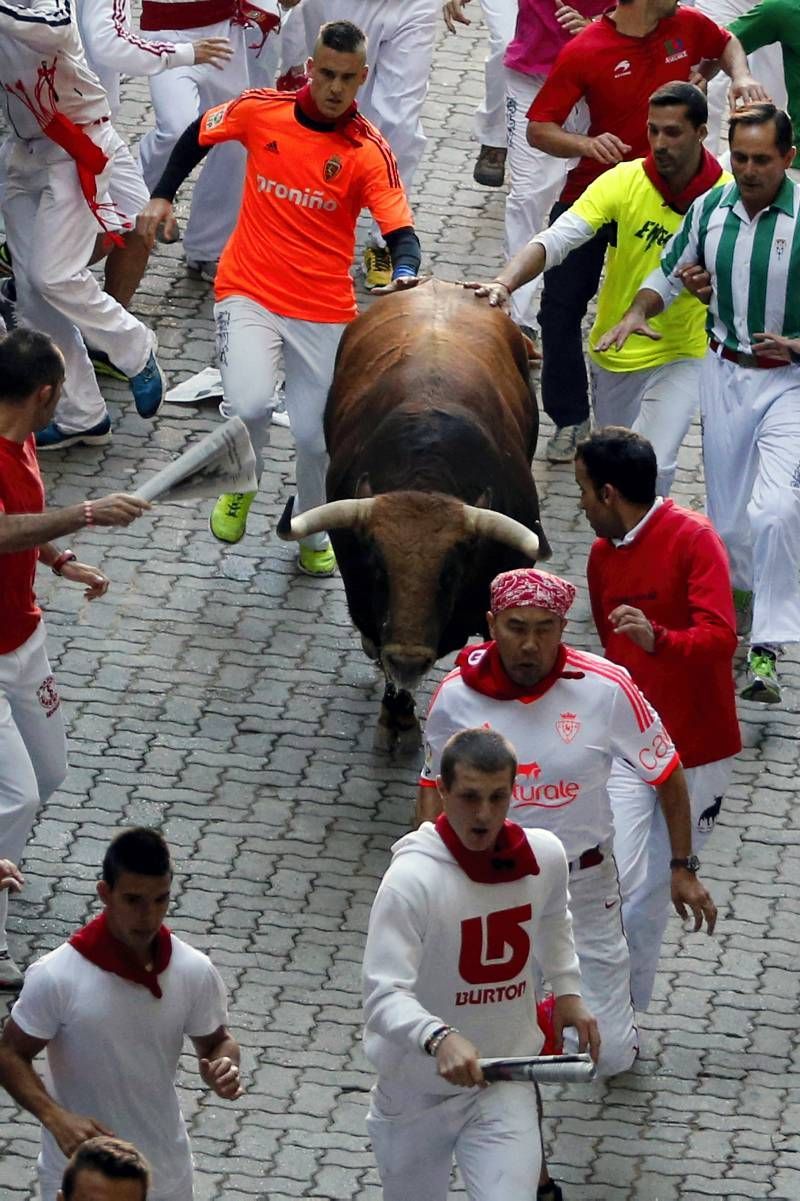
[59,1137,150,1201]
[138,19,420,576]
[0,329,150,989]
[525,0,765,462]
[470,82,729,494]
[599,103,800,704]
[417,567,717,1079]
[0,828,241,1201]
[727,0,799,180]
[364,725,598,1201]
[575,427,740,1009]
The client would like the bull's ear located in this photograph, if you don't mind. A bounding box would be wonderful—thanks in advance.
[356,474,373,498]
[475,488,493,509]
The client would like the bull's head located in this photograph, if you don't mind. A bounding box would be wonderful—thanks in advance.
[277,490,539,692]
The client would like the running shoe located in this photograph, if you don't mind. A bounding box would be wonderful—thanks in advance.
[187,259,218,283]
[129,350,165,419]
[0,951,23,991]
[545,418,590,463]
[210,491,256,543]
[89,347,129,382]
[473,145,506,187]
[741,646,781,704]
[363,244,392,290]
[36,414,112,450]
[298,541,336,577]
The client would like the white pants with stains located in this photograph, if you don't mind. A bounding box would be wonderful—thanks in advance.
[214,294,346,550]
[0,622,67,951]
[367,1080,541,1201]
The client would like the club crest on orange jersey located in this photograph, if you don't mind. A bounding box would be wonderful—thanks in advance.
[324,155,342,182]
[205,105,228,131]
[556,712,580,743]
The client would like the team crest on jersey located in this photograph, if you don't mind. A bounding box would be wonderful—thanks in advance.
[37,675,61,718]
[664,37,687,63]
[555,711,580,743]
[324,155,343,182]
[205,105,228,131]
[776,238,787,259]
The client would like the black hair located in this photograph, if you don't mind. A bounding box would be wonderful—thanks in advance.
[102,828,172,887]
[61,1137,150,1199]
[649,82,708,128]
[576,427,658,506]
[316,20,367,57]
[0,328,65,404]
[440,727,517,789]
[729,103,794,156]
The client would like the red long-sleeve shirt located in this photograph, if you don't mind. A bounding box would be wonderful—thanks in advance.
[587,500,741,769]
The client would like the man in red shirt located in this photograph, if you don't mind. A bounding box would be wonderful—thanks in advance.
[138,19,421,576]
[0,328,150,989]
[527,0,766,463]
[575,426,741,1010]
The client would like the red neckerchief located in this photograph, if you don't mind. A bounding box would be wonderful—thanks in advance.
[457,641,582,703]
[69,912,172,999]
[435,815,540,883]
[643,146,724,214]
[294,83,357,129]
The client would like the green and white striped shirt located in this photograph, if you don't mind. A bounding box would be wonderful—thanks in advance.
[642,176,800,354]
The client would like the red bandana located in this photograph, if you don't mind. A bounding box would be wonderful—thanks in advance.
[457,641,582,703]
[643,146,724,214]
[294,83,357,129]
[69,912,172,999]
[490,568,576,618]
[436,814,540,883]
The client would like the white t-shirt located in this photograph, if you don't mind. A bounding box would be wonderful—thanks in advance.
[12,936,228,1198]
[420,644,678,861]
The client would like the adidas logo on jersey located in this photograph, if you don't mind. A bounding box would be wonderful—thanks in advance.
[256,175,338,211]
[264,140,279,153]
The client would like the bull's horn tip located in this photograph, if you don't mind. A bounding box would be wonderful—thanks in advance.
[276,496,296,541]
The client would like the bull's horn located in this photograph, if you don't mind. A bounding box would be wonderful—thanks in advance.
[462,505,540,560]
[276,495,375,542]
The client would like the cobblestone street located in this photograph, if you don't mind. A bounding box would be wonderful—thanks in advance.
[2,12,800,1200]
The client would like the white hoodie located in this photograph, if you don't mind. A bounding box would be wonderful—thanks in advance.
[362,822,581,1098]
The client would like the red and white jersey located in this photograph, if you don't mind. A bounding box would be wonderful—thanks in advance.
[420,644,679,861]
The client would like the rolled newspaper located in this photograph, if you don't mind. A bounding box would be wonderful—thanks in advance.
[134,417,258,503]
[480,1053,596,1085]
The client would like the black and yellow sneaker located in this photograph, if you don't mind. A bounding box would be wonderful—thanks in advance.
[363,244,392,289]
[741,645,781,704]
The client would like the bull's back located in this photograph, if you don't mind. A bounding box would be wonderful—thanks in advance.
[327,280,534,455]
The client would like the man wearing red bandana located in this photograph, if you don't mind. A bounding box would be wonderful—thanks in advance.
[364,726,599,1201]
[417,566,717,1086]
[0,829,241,1201]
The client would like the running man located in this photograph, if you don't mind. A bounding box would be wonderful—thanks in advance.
[138,19,421,576]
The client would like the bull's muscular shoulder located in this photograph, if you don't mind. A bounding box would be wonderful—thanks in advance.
[328,280,533,444]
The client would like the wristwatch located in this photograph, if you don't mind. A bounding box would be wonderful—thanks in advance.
[670,855,700,873]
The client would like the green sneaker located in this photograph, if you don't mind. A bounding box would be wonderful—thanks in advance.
[741,646,781,704]
[298,541,337,577]
[732,588,754,637]
[210,491,256,543]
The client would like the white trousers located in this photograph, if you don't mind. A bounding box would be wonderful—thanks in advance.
[367,1081,541,1201]
[701,352,800,646]
[2,125,153,432]
[504,70,586,326]
[609,756,733,1011]
[0,622,67,949]
[214,294,345,549]
[566,846,638,1078]
[590,357,702,496]
[473,0,518,148]
[138,20,249,262]
[695,0,787,155]
[277,0,438,198]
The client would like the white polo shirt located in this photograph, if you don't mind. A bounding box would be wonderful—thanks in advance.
[12,935,228,1199]
[419,644,678,861]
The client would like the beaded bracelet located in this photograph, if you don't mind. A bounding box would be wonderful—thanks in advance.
[425,1025,458,1057]
[83,500,95,527]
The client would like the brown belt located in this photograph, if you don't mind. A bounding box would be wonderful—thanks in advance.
[710,337,785,370]
[568,846,604,873]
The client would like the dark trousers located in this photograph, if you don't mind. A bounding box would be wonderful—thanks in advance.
[537,200,613,429]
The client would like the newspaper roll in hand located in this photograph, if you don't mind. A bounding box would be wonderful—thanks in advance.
[135,417,258,503]
[479,1053,597,1085]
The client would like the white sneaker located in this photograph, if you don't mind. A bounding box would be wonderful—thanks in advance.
[271,381,290,428]
[0,951,24,990]
[186,259,218,283]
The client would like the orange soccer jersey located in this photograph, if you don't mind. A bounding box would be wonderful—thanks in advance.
[199,90,413,323]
